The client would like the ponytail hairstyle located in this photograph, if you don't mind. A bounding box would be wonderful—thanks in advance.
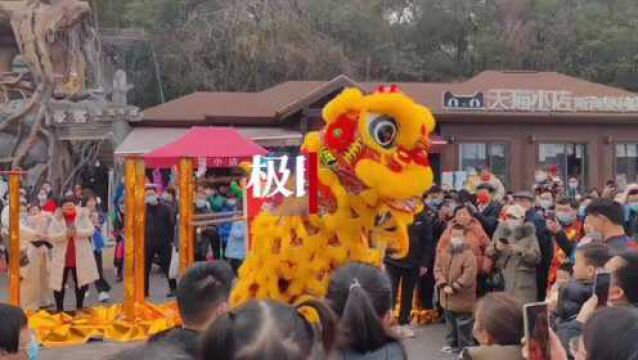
[325,262,403,355]
[199,299,336,360]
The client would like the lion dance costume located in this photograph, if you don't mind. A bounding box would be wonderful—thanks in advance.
[231,86,436,306]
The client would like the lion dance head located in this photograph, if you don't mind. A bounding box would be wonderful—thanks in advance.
[231,86,436,306]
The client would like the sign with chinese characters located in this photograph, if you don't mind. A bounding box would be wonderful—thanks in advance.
[247,153,318,215]
[486,89,638,113]
[443,89,638,113]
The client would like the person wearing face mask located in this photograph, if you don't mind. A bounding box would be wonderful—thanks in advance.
[473,183,503,238]
[546,199,584,288]
[193,189,222,261]
[48,195,99,313]
[425,186,444,212]
[567,178,581,202]
[513,191,553,301]
[35,188,56,214]
[435,224,478,354]
[0,304,39,360]
[144,186,177,298]
[217,196,239,258]
[486,204,541,304]
[160,188,178,222]
[536,189,555,215]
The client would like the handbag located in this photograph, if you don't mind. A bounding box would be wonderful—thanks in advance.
[486,269,505,291]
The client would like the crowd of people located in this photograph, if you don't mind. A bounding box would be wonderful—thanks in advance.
[1,167,638,359]
[0,182,112,311]
[0,175,247,310]
[385,168,638,359]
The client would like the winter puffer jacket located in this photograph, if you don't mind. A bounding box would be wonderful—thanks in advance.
[554,279,593,324]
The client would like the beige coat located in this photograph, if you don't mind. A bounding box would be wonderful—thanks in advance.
[47,209,98,292]
[486,222,541,304]
[20,214,53,310]
[434,245,478,313]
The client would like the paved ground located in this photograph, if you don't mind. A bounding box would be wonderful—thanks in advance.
[32,325,454,360]
[1,248,455,359]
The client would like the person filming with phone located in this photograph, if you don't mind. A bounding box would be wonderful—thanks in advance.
[558,250,638,357]
[487,204,541,304]
[553,243,610,349]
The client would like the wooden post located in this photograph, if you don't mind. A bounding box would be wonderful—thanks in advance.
[133,159,146,305]
[7,171,21,306]
[178,158,194,274]
[187,170,195,265]
[123,159,136,318]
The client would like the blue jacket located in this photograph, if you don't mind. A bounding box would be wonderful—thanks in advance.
[225,221,246,260]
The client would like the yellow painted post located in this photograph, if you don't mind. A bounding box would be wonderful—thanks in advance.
[7,171,21,306]
[123,159,136,318]
[178,158,194,274]
[133,159,146,305]
[187,168,195,266]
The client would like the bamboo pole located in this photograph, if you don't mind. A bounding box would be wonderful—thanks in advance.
[192,211,242,220]
[123,159,136,318]
[7,171,20,306]
[133,159,146,305]
[191,216,246,227]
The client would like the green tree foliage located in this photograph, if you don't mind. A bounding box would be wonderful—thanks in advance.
[95,0,638,106]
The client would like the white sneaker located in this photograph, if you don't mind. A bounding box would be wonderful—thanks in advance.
[440,345,459,354]
[401,325,416,338]
[98,291,111,303]
[393,325,416,338]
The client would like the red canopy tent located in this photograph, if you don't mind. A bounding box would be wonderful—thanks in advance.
[144,127,268,168]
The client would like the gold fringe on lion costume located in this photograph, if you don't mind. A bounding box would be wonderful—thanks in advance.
[231,85,436,307]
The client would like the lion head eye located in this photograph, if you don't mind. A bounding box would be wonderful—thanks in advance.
[368,113,398,149]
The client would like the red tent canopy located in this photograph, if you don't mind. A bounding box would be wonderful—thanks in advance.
[144,127,268,168]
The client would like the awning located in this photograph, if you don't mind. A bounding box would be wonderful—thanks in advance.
[145,127,268,168]
[115,126,303,156]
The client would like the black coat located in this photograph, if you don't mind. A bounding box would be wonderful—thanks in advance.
[526,208,554,301]
[145,203,175,247]
[385,211,435,269]
[474,201,502,237]
[554,279,593,324]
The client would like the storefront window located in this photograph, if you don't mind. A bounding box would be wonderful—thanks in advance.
[459,143,509,186]
[538,143,587,189]
[615,143,638,186]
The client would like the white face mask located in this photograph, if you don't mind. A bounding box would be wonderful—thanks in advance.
[451,237,465,247]
[506,219,522,229]
[535,173,548,183]
[538,199,553,210]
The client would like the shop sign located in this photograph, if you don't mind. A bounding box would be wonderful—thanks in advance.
[443,89,638,113]
[443,91,485,109]
[487,89,638,113]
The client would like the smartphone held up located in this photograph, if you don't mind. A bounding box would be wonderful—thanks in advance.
[524,302,550,360]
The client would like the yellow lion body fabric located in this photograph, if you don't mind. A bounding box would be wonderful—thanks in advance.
[231,86,436,306]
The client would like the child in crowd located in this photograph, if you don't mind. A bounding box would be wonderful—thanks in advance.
[434,224,478,354]
[326,263,407,359]
[461,292,524,360]
[200,299,336,360]
[553,243,610,352]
